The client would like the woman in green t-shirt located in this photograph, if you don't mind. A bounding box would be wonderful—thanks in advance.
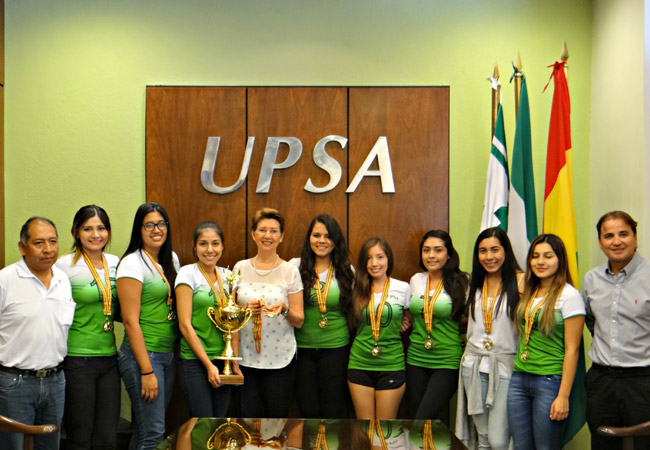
[347,237,411,419]
[117,202,179,450]
[507,234,585,450]
[404,230,469,420]
[56,204,120,450]
[176,221,240,417]
[292,214,354,418]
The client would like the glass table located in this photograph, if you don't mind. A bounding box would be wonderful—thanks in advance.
[156,417,467,450]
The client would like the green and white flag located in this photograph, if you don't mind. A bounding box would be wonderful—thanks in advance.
[481,103,509,231]
[508,75,538,266]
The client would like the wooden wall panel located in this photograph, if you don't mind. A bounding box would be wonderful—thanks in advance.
[247,88,348,261]
[348,88,449,281]
[146,87,449,279]
[146,87,247,268]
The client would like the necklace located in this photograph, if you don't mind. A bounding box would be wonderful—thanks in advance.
[252,255,279,276]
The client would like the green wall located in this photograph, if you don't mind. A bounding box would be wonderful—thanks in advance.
[6,1,603,447]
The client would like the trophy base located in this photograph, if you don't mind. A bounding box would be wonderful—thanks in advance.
[215,356,242,361]
[219,374,244,385]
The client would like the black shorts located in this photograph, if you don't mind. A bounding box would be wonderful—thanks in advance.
[347,369,405,390]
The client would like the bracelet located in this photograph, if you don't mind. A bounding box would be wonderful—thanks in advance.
[282,307,289,317]
[141,370,154,376]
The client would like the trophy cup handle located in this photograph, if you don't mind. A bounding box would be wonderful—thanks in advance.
[207,307,219,328]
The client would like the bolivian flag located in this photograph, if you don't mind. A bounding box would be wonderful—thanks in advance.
[543,61,578,287]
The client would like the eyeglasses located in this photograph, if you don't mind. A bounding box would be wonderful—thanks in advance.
[142,221,168,231]
[255,228,281,236]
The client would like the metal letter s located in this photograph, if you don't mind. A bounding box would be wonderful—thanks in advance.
[304,135,347,193]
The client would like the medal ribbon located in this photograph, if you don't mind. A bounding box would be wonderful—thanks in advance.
[423,276,444,335]
[253,299,269,354]
[481,280,501,334]
[81,251,112,316]
[197,263,228,308]
[142,249,172,308]
[367,420,388,450]
[313,423,329,450]
[314,263,334,315]
[423,420,437,450]
[523,288,548,349]
[369,279,391,343]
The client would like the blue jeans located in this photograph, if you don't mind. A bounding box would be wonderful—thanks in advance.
[118,344,175,450]
[461,366,511,450]
[507,372,565,450]
[0,369,65,450]
[178,358,231,417]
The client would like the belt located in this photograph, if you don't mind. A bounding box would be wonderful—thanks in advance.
[592,363,650,376]
[0,364,63,378]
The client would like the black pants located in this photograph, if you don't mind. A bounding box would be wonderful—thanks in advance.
[295,346,350,418]
[62,356,121,450]
[239,359,296,418]
[586,363,650,450]
[405,364,458,420]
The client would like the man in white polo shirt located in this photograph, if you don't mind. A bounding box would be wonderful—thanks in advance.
[0,217,75,450]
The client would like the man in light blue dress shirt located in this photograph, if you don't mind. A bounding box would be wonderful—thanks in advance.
[583,211,650,450]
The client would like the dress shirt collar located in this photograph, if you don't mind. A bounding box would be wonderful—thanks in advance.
[605,252,642,277]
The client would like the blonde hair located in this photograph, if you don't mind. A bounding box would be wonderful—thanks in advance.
[251,207,284,233]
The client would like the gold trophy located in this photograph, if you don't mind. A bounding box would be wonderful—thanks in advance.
[207,270,252,385]
[207,419,251,450]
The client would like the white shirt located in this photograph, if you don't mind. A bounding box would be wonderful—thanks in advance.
[0,258,75,370]
[233,259,302,369]
[462,292,518,377]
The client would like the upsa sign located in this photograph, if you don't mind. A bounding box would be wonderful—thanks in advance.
[201,135,395,195]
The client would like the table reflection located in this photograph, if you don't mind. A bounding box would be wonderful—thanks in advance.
[155,418,467,450]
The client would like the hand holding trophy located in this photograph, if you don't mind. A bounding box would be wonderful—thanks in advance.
[207,270,252,385]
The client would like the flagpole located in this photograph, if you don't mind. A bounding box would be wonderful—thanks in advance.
[513,52,523,119]
[561,41,569,80]
[490,63,500,137]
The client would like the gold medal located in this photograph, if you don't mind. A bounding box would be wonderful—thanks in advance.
[103,316,114,332]
[82,251,114,335]
[314,263,334,329]
[142,249,174,322]
[368,279,390,358]
[521,350,529,361]
[483,338,494,350]
[424,335,434,349]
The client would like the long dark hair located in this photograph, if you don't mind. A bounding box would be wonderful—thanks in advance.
[350,237,393,327]
[467,227,521,320]
[517,234,572,335]
[120,202,177,291]
[419,230,469,322]
[299,214,354,316]
[70,204,112,264]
